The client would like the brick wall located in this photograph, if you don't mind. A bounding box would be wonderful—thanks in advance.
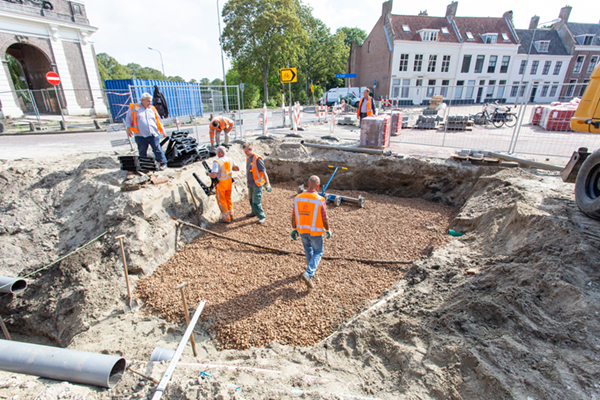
[62,40,92,108]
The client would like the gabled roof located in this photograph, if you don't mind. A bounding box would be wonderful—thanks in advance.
[515,29,569,55]
[453,17,517,44]
[566,22,600,45]
[390,15,460,43]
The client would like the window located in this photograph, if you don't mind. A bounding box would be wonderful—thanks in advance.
[401,79,410,98]
[414,54,423,72]
[541,84,549,97]
[519,60,527,75]
[392,79,400,98]
[536,41,550,52]
[482,33,498,44]
[583,35,594,45]
[419,30,439,42]
[416,79,423,86]
[497,80,506,98]
[488,56,497,73]
[500,56,510,73]
[368,41,371,53]
[566,79,577,97]
[519,82,528,97]
[580,79,590,96]
[399,54,409,72]
[465,80,475,98]
[542,61,551,75]
[442,55,451,73]
[402,25,410,32]
[510,82,519,97]
[72,3,82,15]
[455,80,464,99]
[427,80,436,97]
[501,33,510,42]
[474,55,485,73]
[441,80,449,97]
[530,60,539,75]
[588,56,599,74]
[428,55,437,72]
[461,55,472,73]
[466,32,474,41]
[441,27,449,35]
[549,83,559,97]
[574,56,585,73]
[553,61,562,75]
[486,80,496,98]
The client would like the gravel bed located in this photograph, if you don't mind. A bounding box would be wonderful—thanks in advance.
[137,182,456,350]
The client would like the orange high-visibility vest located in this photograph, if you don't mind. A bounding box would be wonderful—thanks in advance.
[215,158,233,181]
[210,117,234,135]
[248,153,266,187]
[129,103,164,135]
[356,97,373,118]
[294,192,325,236]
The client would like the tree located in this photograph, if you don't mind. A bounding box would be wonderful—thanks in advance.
[222,0,306,104]
[199,78,211,85]
[96,53,130,81]
[6,55,27,91]
[336,27,367,47]
[211,78,224,86]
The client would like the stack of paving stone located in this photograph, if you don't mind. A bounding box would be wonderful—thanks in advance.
[118,156,159,172]
[414,114,443,129]
[445,115,472,130]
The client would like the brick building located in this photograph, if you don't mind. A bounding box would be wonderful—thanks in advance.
[0,0,106,118]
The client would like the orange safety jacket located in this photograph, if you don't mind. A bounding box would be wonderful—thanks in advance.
[294,192,325,236]
[356,97,374,118]
[215,158,233,182]
[248,154,266,187]
[129,103,165,135]
[210,117,234,136]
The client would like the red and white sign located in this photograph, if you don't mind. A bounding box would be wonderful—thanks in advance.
[46,72,61,86]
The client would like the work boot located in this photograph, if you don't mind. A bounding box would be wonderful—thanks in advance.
[301,272,314,290]
[159,163,167,171]
[246,212,256,218]
[258,218,266,224]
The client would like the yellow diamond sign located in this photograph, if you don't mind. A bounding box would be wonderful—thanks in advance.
[280,68,297,83]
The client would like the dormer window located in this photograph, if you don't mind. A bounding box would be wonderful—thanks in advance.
[576,35,595,45]
[481,33,498,44]
[418,29,439,42]
[402,25,411,32]
[466,32,475,41]
[501,33,510,42]
[441,27,449,35]
[535,40,550,52]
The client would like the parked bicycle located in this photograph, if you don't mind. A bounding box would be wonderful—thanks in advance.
[472,101,518,128]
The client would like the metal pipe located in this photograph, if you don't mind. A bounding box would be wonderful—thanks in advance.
[0,339,126,388]
[300,141,386,155]
[487,151,564,171]
[0,276,27,294]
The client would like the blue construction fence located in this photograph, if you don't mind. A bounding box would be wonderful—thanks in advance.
[104,79,208,122]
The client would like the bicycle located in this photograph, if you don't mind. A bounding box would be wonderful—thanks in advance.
[473,101,518,128]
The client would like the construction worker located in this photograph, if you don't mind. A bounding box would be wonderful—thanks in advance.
[242,142,272,224]
[356,88,376,126]
[209,116,234,148]
[208,146,240,223]
[291,175,332,290]
[125,92,168,170]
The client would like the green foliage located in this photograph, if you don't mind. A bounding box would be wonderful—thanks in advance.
[199,78,211,85]
[242,82,261,109]
[6,55,27,91]
[211,78,224,86]
[266,98,278,108]
[97,53,130,82]
[336,27,367,47]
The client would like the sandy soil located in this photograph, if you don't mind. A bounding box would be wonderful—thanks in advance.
[0,139,599,400]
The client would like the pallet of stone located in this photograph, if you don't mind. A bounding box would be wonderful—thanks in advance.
[414,114,442,129]
[118,156,159,172]
[452,154,501,165]
[360,114,391,148]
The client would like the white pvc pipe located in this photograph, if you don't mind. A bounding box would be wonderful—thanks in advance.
[0,276,27,294]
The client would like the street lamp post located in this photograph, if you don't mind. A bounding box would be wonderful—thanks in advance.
[216,0,230,112]
[148,47,166,79]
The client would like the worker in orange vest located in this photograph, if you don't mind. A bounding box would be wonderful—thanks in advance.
[291,175,332,290]
[208,146,240,223]
[356,88,376,126]
[125,93,168,170]
[242,142,272,224]
[210,116,234,148]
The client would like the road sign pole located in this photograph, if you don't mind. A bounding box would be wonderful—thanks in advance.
[53,86,66,129]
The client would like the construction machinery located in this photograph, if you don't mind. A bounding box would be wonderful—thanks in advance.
[297,165,365,208]
[565,63,600,218]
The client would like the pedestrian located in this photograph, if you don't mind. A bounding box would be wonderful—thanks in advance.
[208,146,240,223]
[242,142,272,224]
[209,116,234,148]
[126,93,168,170]
[356,88,376,126]
[291,175,332,290]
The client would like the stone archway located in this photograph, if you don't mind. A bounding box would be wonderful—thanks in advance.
[6,42,61,114]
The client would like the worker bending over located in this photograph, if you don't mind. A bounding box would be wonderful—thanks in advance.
[291,175,332,290]
[210,116,234,148]
[209,146,240,223]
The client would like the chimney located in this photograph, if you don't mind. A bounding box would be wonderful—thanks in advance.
[446,1,458,21]
[529,15,540,29]
[503,10,513,23]
[382,0,393,18]
[559,6,571,24]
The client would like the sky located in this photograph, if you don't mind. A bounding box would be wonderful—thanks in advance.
[84,0,598,82]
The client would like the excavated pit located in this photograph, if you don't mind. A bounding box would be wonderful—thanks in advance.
[1,139,599,400]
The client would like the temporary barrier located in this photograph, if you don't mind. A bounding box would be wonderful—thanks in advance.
[291,102,301,135]
[316,106,327,124]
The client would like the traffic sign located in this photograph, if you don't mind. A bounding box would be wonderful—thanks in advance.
[373,79,377,88]
[310,85,314,93]
[280,68,297,83]
[239,83,245,92]
[46,72,60,86]
[336,73,357,78]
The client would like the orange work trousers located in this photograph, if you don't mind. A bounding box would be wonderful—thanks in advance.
[216,178,233,222]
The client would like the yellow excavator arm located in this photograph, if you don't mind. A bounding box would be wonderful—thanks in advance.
[571,63,600,133]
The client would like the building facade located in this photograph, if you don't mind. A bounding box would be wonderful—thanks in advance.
[0,0,106,118]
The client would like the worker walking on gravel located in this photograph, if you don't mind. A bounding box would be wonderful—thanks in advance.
[291,175,331,290]
[209,116,234,148]
[242,142,272,224]
[209,146,239,223]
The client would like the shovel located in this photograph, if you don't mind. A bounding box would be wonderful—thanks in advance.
[116,235,139,312]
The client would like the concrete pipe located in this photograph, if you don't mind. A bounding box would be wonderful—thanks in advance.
[0,276,27,294]
[0,339,126,388]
